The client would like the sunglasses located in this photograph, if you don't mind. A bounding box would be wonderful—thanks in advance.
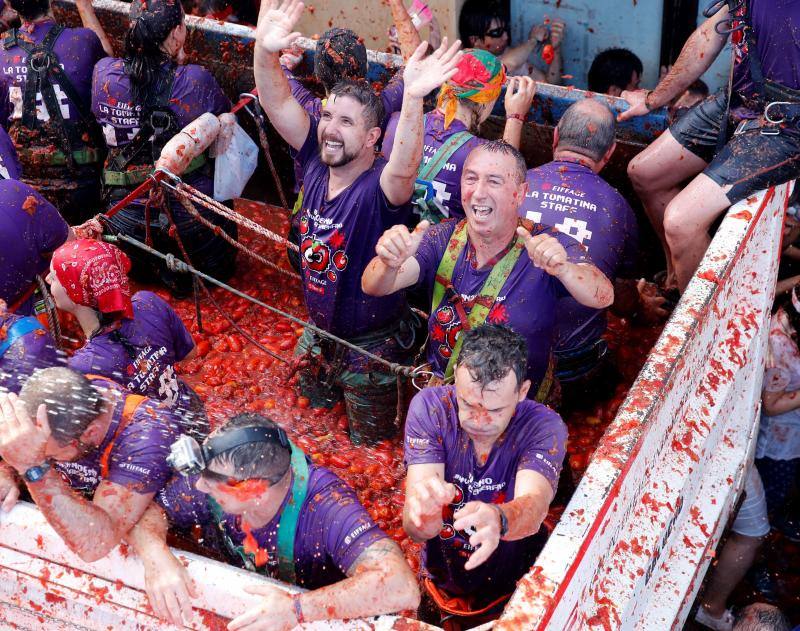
[484,25,508,38]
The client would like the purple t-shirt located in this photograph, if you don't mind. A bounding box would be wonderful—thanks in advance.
[383,110,483,221]
[521,160,638,352]
[732,0,800,100]
[68,291,195,407]
[157,462,387,589]
[294,117,412,338]
[0,313,60,393]
[0,20,105,147]
[404,386,567,597]
[54,378,181,496]
[0,124,20,179]
[414,220,589,391]
[91,58,230,204]
[285,67,404,192]
[0,179,69,314]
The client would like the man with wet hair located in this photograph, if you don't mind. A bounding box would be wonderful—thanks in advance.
[520,100,646,401]
[623,1,800,292]
[255,0,462,444]
[733,603,791,631]
[0,366,183,562]
[401,324,567,626]
[362,139,613,400]
[128,413,420,627]
[587,48,643,96]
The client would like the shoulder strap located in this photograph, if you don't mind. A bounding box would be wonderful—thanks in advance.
[431,222,526,380]
[275,441,309,583]
[0,316,45,357]
[2,28,18,51]
[418,130,473,182]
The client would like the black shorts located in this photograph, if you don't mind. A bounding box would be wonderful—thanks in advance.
[670,90,800,203]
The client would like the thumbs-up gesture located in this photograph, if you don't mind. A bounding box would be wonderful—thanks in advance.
[376,220,431,269]
[517,225,568,277]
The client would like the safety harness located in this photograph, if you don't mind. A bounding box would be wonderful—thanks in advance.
[413,114,473,224]
[206,442,310,583]
[84,374,148,479]
[0,316,46,357]
[3,24,102,168]
[103,64,205,189]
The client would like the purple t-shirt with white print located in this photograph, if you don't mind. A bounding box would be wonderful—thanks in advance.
[54,378,181,496]
[293,116,412,339]
[0,313,60,393]
[284,66,404,192]
[0,179,69,315]
[68,291,195,407]
[0,20,105,148]
[91,58,230,204]
[157,462,387,589]
[0,125,21,179]
[413,219,589,392]
[521,160,638,352]
[383,109,483,221]
[404,385,567,598]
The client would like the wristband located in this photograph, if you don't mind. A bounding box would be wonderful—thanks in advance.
[491,504,509,537]
[292,593,305,624]
[507,113,526,122]
[644,90,655,112]
[23,461,50,484]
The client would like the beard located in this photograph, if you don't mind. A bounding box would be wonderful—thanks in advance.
[319,139,359,167]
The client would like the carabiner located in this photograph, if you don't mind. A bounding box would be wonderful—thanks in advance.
[765,101,791,124]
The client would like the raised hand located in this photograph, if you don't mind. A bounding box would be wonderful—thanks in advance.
[404,37,463,99]
[406,476,456,529]
[0,393,51,475]
[529,23,548,43]
[257,0,305,54]
[549,18,565,48]
[452,502,503,570]
[504,76,536,118]
[517,226,568,277]
[375,220,430,269]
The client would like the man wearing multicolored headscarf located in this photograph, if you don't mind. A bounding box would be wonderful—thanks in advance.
[383,49,536,222]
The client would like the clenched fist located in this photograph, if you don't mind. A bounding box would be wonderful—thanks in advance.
[376,220,431,269]
[517,226,568,277]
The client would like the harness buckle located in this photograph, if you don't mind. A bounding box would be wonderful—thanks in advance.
[764,101,791,124]
[29,50,51,72]
[149,110,172,134]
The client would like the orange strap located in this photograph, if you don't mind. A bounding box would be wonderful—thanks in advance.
[86,374,147,479]
[423,578,512,618]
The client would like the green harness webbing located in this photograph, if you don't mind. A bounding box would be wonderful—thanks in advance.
[207,441,310,583]
[431,221,525,380]
[413,115,472,224]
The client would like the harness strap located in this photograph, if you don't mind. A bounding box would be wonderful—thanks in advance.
[85,374,148,479]
[0,316,45,357]
[431,221,525,380]
[207,441,309,583]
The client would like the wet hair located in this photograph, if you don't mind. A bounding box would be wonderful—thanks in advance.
[733,604,791,631]
[469,139,527,184]
[328,79,385,130]
[9,0,49,21]
[457,324,528,390]
[588,48,643,94]
[459,0,507,46]
[687,79,710,99]
[556,100,616,162]
[315,28,368,93]
[206,414,292,483]
[124,0,185,103]
[19,367,104,445]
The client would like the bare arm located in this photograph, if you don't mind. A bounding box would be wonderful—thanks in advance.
[75,0,114,57]
[502,76,536,149]
[619,8,730,120]
[253,0,310,150]
[544,19,565,86]
[501,23,547,72]
[127,503,197,625]
[380,39,463,206]
[361,220,429,296]
[763,388,800,415]
[295,539,420,620]
[387,0,422,61]
[516,226,614,308]
[402,462,454,542]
